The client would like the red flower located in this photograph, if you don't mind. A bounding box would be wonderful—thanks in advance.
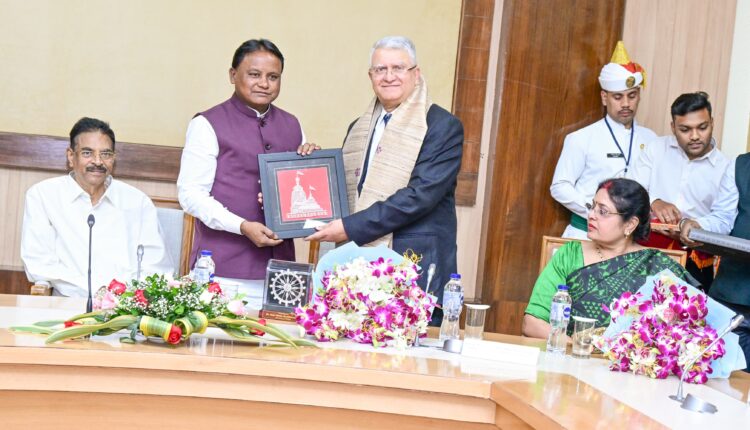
[250,318,267,337]
[64,321,82,328]
[167,325,182,345]
[208,282,222,294]
[107,279,127,295]
[134,289,148,306]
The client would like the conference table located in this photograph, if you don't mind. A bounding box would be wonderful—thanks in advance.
[0,294,748,429]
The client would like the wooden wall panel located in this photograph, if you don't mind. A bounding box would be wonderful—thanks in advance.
[453,0,495,206]
[0,131,182,182]
[480,0,626,334]
[622,0,736,143]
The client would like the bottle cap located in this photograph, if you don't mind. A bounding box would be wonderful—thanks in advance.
[557,284,569,291]
[200,250,212,256]
[450,273,461,279]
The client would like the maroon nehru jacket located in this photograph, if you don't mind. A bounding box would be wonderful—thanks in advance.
[192,94,302,279]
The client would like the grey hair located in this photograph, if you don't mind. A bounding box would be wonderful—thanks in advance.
[370,36,417,66]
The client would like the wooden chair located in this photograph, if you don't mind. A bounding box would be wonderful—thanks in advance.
[539,235,688,274]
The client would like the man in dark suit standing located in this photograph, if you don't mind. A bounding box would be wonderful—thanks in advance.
[307,36,464,325]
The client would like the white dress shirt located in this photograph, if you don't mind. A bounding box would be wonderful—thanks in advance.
[177,112,306,235]
[551,116,657,219]
[632,135,730,219]
[365,109,389,173]
[694,158,739,235]
[21,174,173,297]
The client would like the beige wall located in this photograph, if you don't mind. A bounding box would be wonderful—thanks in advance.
[623,0,737,145]
[721,0,750,158]
[0,0,461,147]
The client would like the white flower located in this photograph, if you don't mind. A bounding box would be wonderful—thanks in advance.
[199,290,214,305]
[329,309,365,331]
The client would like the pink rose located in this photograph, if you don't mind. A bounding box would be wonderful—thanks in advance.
[100,291,118,310]
[134,289,148,306]
[107,279,127,295]
[227,300,248,316]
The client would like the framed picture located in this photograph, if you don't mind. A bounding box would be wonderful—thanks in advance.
[259,149,349,239]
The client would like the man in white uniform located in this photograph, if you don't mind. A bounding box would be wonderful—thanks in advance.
[21,117,172,296]
[633,92,729,289]
[551,41,657,239]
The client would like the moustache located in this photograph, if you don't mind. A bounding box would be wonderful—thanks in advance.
[619,109,633,115]
[86,166,107,173]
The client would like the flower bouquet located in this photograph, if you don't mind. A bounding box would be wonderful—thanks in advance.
[12,275,314,348]
[295,243,436,349]
[595,270,746,383]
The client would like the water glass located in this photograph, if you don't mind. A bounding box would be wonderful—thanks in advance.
[464,304,490,340]
[571,316,596,358]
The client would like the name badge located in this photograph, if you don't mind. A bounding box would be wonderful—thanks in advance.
[607,153,624,158]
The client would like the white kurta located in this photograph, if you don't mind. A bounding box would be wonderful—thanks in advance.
[550,115,657,237]
[21,174,173,297]
[632,135,730,219]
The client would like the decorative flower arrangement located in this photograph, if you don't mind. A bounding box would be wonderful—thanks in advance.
[595,274,724,383]
[13,275,313,348]
[295,256,436,349]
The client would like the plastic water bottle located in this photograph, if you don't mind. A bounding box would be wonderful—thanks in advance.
[439,274,464,341]
[193,250,215,284]
[546,285,572,354]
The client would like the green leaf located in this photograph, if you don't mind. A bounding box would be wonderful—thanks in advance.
[9,325,55,335]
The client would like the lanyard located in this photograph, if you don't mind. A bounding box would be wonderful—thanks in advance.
[604,116,635,174]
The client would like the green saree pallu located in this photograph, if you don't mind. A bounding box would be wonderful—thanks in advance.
[565,248,693,335]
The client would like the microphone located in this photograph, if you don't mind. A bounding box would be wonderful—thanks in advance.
[136,244,144,282]
[669,313,744,413]
[259,117,266,127]
[424,263,437,296]
[414,263,437,348]
[86,214,95,313]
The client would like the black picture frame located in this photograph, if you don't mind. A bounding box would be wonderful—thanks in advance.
[258,149,349,239]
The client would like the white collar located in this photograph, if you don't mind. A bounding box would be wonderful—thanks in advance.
[667,136,721,165]
[66,172,113,204]
[605,115,635,132]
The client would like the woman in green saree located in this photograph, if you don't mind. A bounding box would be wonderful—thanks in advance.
[523,178,695,339]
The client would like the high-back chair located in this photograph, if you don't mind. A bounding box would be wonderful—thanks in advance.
[152,197,194,277]
[539,235,688,274]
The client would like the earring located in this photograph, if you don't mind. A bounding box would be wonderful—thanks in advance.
[624,231,631,238]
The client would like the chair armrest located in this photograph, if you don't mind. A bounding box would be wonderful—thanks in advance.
[30,281,52,296]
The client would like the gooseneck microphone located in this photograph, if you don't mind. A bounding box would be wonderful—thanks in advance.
[136,244,144,282]
[669,313,745,413]
[86,214,95,313]
[414,263,437,348]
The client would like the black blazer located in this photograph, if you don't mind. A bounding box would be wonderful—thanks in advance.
[341,104,464,323]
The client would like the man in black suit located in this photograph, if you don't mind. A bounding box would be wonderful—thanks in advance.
[307,36,464,325]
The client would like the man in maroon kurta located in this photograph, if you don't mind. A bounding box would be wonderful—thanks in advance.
[178,39,305,300]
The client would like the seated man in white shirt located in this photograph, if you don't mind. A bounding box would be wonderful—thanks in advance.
[21,117,173,296]
[632,92,729,289]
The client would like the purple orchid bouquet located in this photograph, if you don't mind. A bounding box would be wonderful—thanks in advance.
[295,256,436,349]
[595,275,725,383]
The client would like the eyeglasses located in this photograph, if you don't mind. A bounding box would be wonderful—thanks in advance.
[77,149,115,161]
[586,201,624,218]
[369,64,417,77]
